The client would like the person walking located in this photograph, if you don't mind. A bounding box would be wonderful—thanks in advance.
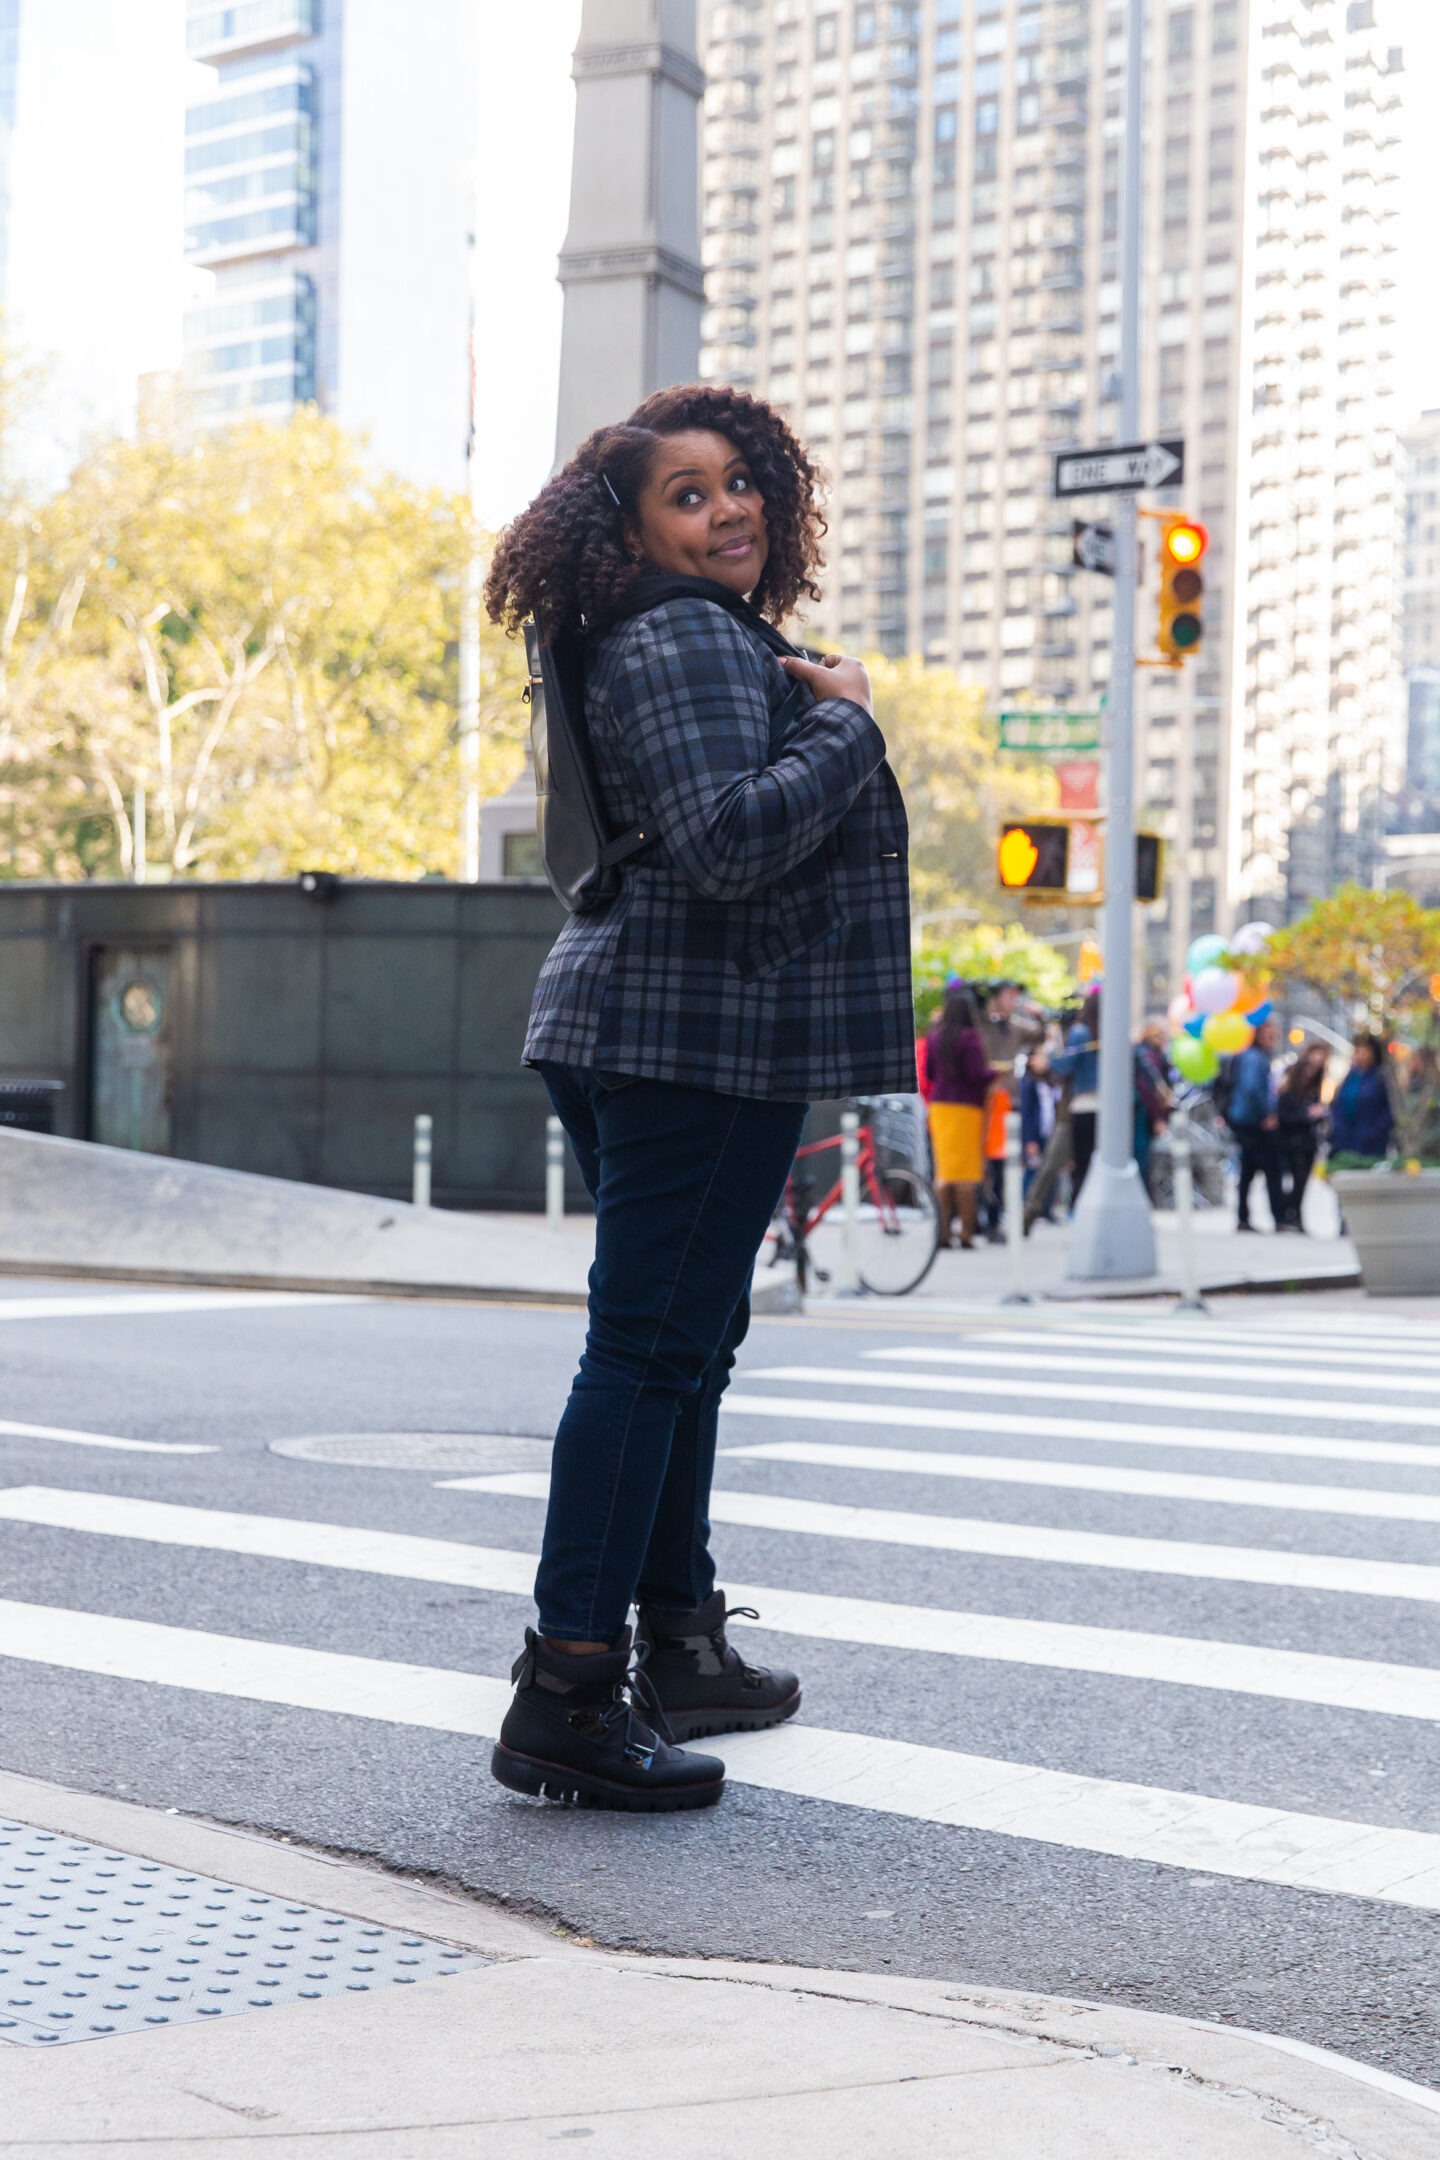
[1020,1045,1059,1221]
[482,384,914,1812]
[978,981,1042,1240]
[1276,1041,1329,1230]
[1053,989,1101,1204]
[1329,1034,1393,1163]
[923,982,993,1249]
[1225,1016,1287,1231]
[1133,1021,1173,1198]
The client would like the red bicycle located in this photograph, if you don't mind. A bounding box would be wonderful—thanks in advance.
[762,1107,940,1297]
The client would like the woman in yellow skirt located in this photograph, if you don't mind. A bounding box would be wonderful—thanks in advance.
[920,983,994,1249]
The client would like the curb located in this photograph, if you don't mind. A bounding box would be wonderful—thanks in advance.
[0,1767,1436,2157]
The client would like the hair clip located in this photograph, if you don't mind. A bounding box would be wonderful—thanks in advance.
[600,472,622,509]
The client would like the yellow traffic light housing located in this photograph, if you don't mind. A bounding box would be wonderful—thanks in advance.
[1153,514,1208,664]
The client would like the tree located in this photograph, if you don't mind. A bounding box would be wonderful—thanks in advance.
[1265,885,1440,1161]
[0,410,528,882]
[866,656,1057,919]
[913,919,1077,1030]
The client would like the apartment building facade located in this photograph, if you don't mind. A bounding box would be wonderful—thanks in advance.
[698,0,1402,983]
[183,0,477,494]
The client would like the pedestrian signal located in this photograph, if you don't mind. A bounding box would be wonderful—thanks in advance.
[1136,831,1164,903]
[1156,516,1207,663]
[998,820,1070,892]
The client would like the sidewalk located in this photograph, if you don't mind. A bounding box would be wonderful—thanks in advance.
[0,1769,1435,2158]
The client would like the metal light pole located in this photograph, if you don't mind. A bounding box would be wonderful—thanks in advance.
[1067,0,1156,1281]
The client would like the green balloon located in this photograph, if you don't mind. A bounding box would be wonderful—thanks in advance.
[1171,1031,1220,1083]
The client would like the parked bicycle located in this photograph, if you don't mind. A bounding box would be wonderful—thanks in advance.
[761,1103,940,1297]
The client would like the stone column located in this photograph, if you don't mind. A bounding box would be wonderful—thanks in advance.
[553,0,704,465]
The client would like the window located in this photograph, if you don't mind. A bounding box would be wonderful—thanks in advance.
[815,14,839,58]
[1168,11,1192,62]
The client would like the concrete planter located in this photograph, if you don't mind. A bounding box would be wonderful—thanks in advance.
[1331,1167,1440,1295]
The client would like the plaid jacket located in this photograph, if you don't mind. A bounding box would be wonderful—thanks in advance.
[524,595,915,1100]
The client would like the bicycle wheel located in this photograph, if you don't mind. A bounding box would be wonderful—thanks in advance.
[857,1165,940,1296]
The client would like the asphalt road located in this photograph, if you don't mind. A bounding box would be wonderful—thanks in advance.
[0,1281,1438,2086]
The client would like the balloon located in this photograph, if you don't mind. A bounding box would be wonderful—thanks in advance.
[1202,1010,1254,1054]
[1192,966,1241,1016]
[1171,1032,1220,1083]
[1183,1015,1206,1038]
[1166,992,1193,1030]
[1245,999,1273,1025]
[1186,934,1230,975]
[1231,920,1274,957]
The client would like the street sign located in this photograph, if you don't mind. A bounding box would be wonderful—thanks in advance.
[998,710,1102,753]
[1053,438,1184,498]
[1072,519,1115,575]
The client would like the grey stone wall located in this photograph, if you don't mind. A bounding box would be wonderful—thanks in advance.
[0,881,578,1211]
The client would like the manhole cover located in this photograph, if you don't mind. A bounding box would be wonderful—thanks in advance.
[0,1822,483,2046]
[268,1432,553,1473]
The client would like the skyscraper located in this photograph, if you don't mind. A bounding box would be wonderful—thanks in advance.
[183,0,477,493]
[699,0,1403,977]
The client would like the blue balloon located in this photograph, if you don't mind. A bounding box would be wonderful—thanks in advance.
[1245,999,1273,1025]
[1183,1015,1206,1038]
[1186,933,1229,975]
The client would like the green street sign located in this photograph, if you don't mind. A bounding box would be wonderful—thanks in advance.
[997,710,1102,754]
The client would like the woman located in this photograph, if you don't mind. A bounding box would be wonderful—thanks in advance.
[923,982,993,1248]
[1276,1041,1329,1229]
[482,385,914,1812]
[1054,990,1101,1203]
[1329,1034,1393,1163]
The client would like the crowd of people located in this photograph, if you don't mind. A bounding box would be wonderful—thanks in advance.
[916,978,1397,1246]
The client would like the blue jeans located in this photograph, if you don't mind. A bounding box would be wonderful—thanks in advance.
[534,1063,808,1642]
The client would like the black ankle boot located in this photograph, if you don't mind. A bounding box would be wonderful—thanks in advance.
[635,1590,801,1742]
[491,1627,725,1812]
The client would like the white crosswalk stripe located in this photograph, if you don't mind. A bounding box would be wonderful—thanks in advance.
[3,1592,1440,1912]
[719,1409,1440,1521]
[4,1486,1438,1722]
[964,1325,1440,1376]
[741,1374,1440,1468]
[0,1419,214,1456]
[861,1343,1440,1396]
[744,1364,1440,1431]
[441,1471,1440,1604]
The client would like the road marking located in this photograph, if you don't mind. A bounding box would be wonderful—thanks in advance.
[6,1487,1438,1723]
[718,1416,1440,1524]
[861,1344,1440,1398]
[0,1420,214,1456]
[966,1326,1440,1375]
[726,1384,1440,1473]
[2,1592,1440,1911]
[0,1292,366,1322]
[744,1365,1440,1434]
[442,1473,1440,1605]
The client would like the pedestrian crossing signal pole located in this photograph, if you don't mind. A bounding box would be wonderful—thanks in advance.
[1067,0,1156,1283]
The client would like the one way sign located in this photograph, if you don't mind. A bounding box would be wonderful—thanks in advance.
[1053,438,1184,498]
[1072,520,1115,575]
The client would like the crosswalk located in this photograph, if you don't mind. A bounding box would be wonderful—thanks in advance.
[2,1301,1440,1938]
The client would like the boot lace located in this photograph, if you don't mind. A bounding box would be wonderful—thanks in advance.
[710,1605,767,1690]
[567,1639,678,1760]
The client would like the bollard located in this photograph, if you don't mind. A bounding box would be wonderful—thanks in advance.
[838,1106,862,1295]
[546,1115,566,1230]
[1002,1109,1031,1304]
[1170,1107,1208,1313]
[412,1114,432,1210]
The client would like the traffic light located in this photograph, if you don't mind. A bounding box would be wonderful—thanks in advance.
[1156,515,1208,662]
[1136,831,1164,903]
[998,820,1070,893]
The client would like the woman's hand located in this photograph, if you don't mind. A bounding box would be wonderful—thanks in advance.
[778,649,873,715]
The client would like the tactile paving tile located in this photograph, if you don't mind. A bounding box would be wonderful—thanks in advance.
[0,1822,484,2046]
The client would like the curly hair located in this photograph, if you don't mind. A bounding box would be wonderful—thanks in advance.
[483,384,826,645]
